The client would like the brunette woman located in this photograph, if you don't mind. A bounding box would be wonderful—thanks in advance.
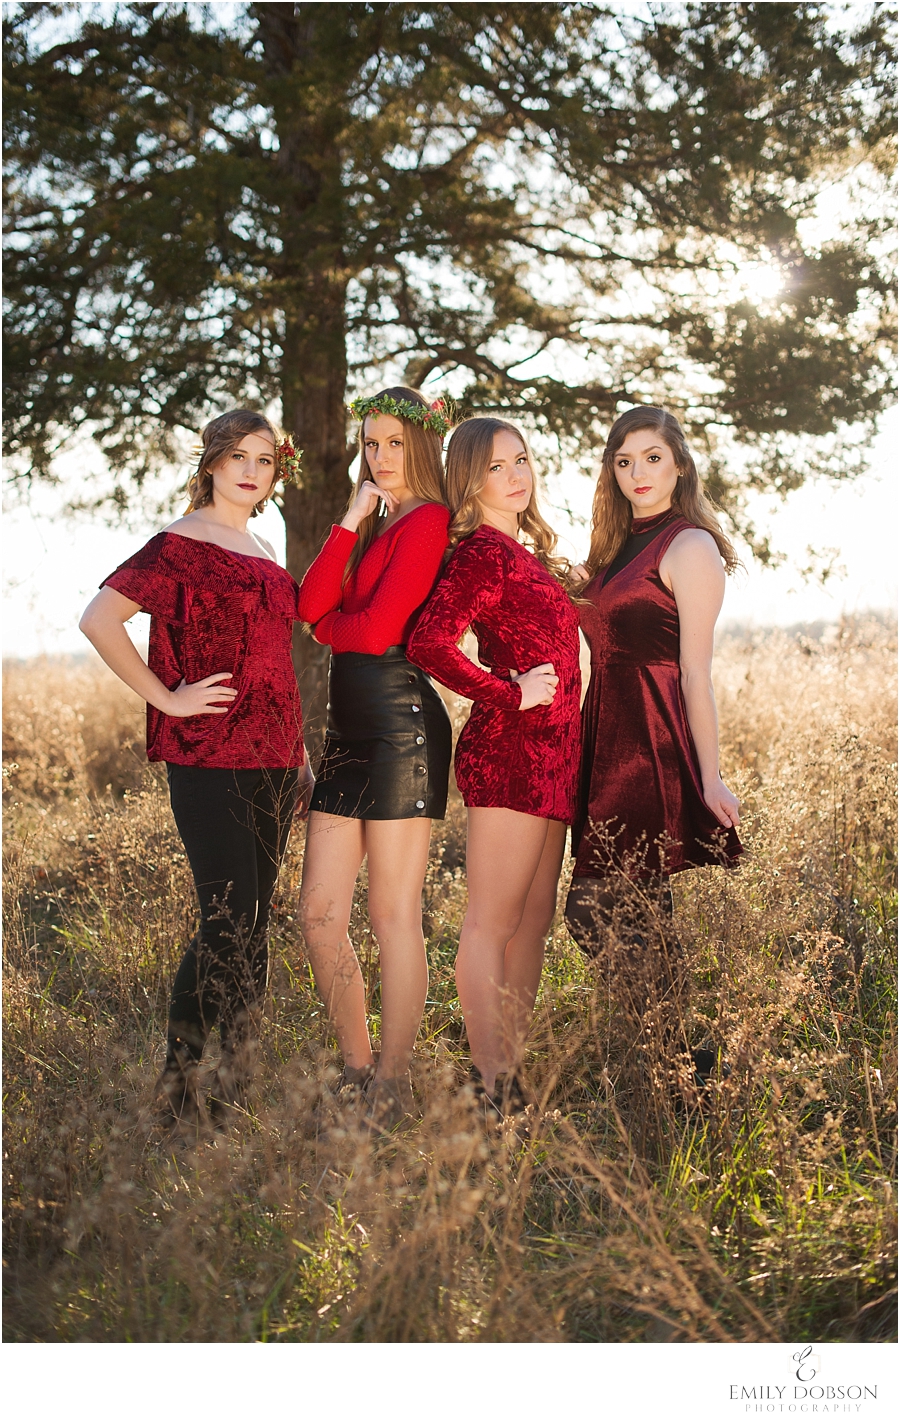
[80,410,313,1132]
[566,405,741,1095]
[296,387,452,1130]
[407,417,581,1118]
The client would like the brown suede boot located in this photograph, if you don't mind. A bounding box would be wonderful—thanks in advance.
[336,1062,376,1106]
[364,1073,415,1134]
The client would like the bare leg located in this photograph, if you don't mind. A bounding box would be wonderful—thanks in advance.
[298,811,371,1069]
[365,817,432,1079]
[502,818,567,1063]
[457,808,562,1093]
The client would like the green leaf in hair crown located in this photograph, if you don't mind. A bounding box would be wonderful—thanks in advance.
[349,393,452,438]
[277,436,303,485]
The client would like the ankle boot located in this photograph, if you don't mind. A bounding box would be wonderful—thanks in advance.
[365,1073,415,1133]
[335,1062,376,1106]
[153,1040,202,1133]
[208,1011,259,1128]
[492,1070,531,1118]
[467,1067,531,1129]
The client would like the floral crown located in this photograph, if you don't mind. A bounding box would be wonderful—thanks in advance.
[276,435,303,486]
[349,393,452,438]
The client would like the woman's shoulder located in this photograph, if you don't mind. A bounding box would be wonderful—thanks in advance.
[120,531,278,588]
[445,524,502,566]
[115,531,180,571]
[664,523,720,560]
[461,523,518,556]
[398,500,450,532]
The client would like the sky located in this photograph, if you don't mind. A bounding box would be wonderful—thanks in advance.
[4,0,892,660]
[2,406,895,660]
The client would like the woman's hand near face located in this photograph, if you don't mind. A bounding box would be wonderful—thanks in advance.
[341,479,399,533]
[166,673,238,717]
[512,663,558,710]
[569,562,591,587]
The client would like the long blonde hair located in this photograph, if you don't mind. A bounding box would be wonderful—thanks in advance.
[345,386,448,576]
[445,417,570,581]
[586,406,740,576]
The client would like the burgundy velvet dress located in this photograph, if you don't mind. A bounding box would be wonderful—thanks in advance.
[573,512,742,879]
[407,525,582,823]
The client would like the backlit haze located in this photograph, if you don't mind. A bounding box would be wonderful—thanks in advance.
[3,407,895,661]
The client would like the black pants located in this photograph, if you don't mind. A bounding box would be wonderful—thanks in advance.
[166,765,299,1058]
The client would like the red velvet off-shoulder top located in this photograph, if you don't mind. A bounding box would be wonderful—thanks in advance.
[296,501,450,654]
[101,532,306,769]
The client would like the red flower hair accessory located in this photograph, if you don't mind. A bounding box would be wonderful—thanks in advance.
[277,436,303,485]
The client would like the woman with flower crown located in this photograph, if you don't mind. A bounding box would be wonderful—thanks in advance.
[296,386,452,1131]
[407,417,582,1122]
[80,409,314,1135]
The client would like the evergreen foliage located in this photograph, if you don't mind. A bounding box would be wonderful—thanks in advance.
[3,2,895,704]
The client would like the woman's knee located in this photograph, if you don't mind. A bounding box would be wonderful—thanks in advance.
[461,906,525,952]
[367,902,424,941]
[197,886,258,948]
[525,890,559,941]
[297,883,341,941]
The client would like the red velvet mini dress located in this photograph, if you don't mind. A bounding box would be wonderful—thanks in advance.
[407,525,582,824]
[101,532,306,769]
[297,501,452,820]
[573,512,742,879]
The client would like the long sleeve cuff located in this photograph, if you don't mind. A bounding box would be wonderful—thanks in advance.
[313,610,338,645]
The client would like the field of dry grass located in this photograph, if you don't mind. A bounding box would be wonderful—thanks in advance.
[3,619,897,1343]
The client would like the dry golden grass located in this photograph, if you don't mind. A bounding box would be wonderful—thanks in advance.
[3,620,897,1343]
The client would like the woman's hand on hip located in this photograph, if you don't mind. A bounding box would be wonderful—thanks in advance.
[703,777,740,829]
[165,673,237,717]
[341,480,398,532]
[512,663,558,711]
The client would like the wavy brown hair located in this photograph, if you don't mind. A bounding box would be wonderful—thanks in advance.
[585,406,740,576]
[186,408,282,518]
[444,417,570,582]
[345,386,448,577]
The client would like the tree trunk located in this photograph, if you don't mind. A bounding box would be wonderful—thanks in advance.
[257,3,358,753]
[280,315,354,754]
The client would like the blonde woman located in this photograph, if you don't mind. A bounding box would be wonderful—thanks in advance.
[296,387,452,1129]
[80,410,312,1133]
[407,417,581,1118]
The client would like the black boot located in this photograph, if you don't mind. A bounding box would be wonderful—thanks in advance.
[208,1010,259,1128]
[153,1039,203,1134]
[672,1047,731,1113]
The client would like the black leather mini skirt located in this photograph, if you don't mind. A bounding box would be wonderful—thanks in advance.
[310,647,452,820]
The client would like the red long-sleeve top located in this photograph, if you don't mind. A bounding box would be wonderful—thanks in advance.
[297,501,450,654]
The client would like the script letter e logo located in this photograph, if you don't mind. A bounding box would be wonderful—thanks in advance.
[793,1346,818,1381]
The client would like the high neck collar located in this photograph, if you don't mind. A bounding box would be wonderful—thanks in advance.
[630,508,676,536]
